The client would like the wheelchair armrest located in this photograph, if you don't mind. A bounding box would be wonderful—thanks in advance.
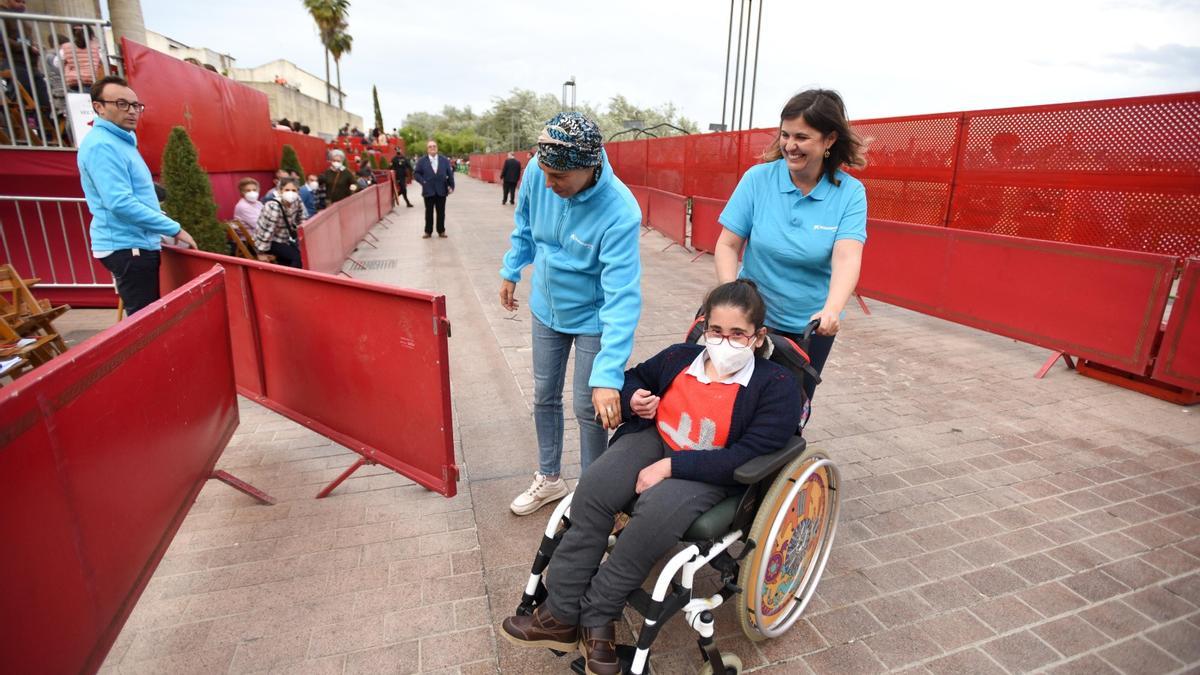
[734,435,807,485]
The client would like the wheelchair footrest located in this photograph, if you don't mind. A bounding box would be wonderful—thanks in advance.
[570,645,647,674]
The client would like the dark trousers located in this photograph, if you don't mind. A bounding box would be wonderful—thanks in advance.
[502,181,517,204]
[100,249,161,316]
[269,241,303,268]
[398,181,412,206]
[546,428,734,627]
[772,328,835,427]
[423,195,447,234]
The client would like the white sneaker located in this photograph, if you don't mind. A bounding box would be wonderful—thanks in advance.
[510,472,570,516]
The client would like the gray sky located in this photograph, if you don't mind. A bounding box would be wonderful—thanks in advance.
[135,0,1200,130]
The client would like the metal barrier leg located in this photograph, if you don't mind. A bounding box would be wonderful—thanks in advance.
[345,256,367,270]
[1035,351,1075,379]
[690,251,708,262]
[854,292,871,315]
[316,457,375,498]
[210,470,277,505]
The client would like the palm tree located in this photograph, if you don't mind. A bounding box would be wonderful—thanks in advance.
[328,26,353,110]
[302,0,350,106]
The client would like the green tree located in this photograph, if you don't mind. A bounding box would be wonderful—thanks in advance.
[372,84,384,132]
[160,126,225,254]
[280,144,304,178]
[302,0,349,106]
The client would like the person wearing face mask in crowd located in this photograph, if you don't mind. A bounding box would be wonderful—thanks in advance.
[232,178,263,250]
[298,174,320,217]
[498,112,642,517]
[261,169,290,203]
[715,89,867,424]
[253,177,306,268]
[500,280,800,675]
[321,149,358,204]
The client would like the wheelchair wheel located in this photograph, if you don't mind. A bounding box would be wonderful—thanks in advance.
[698,654,742,675]
[737,447,839,641]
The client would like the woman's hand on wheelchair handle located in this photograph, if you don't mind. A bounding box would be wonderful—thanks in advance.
[810,308,841,336]
[592,387,622,430]
[630,388,660,419]
[636,458,672,494]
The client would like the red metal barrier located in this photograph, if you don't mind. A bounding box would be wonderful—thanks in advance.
[1152,258,1200,391]
[297,183,389,274]
[272,129,329,180]
[737,127,777,177]
[628,185,649,225]
[690,196,727,256]
[615,139,648,187]
[685,132,741,200]
[160,249,459,497]
[847,112,960,225]
[858,219,1177,373]
[645,136,687,194]
[946,93,1200,258]
[646,188,688,249]
[0,266,237,675]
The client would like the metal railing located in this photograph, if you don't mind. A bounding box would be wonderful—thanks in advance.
[0,195,111,289]
[0,11,115,149]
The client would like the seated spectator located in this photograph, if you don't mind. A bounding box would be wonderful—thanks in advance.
[233,178,263,233]
[262,169,289,202]
[59,27,106,92]
[299,174,320,216]
[273,117,293,131]
[339,123,350,137]
[253,177,306,268]
[357,161,376,188]
[300,125,310,135]
[291,120,302,132]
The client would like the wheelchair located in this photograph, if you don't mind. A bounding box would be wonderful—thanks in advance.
[513,320,841,674]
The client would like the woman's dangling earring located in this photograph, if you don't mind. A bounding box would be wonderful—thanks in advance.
[823,149,830,158]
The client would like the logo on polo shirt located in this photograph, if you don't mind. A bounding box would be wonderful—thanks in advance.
[813,224,837,232]
[569,233,594,249]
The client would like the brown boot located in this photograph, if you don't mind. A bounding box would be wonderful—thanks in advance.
[500,605,578,652]
[580,622,621,675]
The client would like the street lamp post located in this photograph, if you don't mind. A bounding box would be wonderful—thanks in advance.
[561,76,576,111]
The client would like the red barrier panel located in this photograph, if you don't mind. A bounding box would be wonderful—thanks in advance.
[272,129,329,179]
[737,127,777,177]
[858,219,1177,372]
[847,112,961,225]
[160,249,458,496]
[615,139,648,187]
[690,196,727,255]
[646,188,688,248]
[123,40,274,174]
[947,93,1200,257]
[685,132,741,200]
[298,183,389,274]
[645,136,687,194]
[1152,258,1200,391]
[0,266,237,674]
[627,185,649,225]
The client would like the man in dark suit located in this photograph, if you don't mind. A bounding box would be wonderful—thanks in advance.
[413,139,455,238]
[390,148,413,208]
[500,151,522,205]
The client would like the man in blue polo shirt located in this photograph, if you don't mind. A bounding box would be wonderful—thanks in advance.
[79,75,196,316]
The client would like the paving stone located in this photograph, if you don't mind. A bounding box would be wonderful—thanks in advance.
[962,566,1029,597]
[916,609,994,650]
[1030,615,1110,657]
[863,624,942,670]
[1017,582,1089,618]
[1144,618,1200,663]
[1045,654,1122,675]
[1098,636,1183,675]
[980,631,1059,672]
[1006,553,1072,584]
[925,648,1006,675]
[864,591,935,629]
[1124,585,1196,621]
[810,604,885,645]
[970,595,1042,633]
[802,641,887,675]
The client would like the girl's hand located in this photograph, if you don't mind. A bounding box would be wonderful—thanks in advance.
[630,388,660,420]
[636,458,671,494]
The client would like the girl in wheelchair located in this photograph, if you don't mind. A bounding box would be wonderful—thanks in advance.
[501,280,801,675]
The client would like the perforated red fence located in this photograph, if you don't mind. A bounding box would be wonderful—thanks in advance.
[646,188,688,247]
[847,112,961,225]
[0,267,237,675]
[690,196,728,255]
[645,136,688,194]
[685,132,741,200]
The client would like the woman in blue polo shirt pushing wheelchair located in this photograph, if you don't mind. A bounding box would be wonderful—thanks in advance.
[715,89,868,424]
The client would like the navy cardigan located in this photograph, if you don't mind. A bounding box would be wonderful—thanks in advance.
[614,343,801,485]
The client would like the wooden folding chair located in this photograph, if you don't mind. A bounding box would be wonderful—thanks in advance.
[0,264,69,356]
[1,69,47,147]
[229,221,274,263]
[0,315,58,367]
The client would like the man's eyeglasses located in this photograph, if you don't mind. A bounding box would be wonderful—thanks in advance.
[702,328,754,349]
[98,99,146,113]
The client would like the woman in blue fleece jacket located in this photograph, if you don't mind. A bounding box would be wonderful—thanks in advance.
[499,112,643,517]
[501,280,800,674]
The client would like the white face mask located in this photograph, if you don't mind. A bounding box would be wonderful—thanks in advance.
[331,161,344,170]
[243,190,259,202]
[281,191,299,203]
[705,339,754,377]
[307,181,318,190]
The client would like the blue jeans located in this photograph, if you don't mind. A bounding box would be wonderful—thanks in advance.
[532,315,608,476]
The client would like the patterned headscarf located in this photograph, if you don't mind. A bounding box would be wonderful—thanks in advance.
[537,112,603,171]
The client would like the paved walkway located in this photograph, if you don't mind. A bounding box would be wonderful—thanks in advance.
[100,175,1199,674]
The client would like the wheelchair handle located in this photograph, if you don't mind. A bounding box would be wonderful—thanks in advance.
[801,318,821,345]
